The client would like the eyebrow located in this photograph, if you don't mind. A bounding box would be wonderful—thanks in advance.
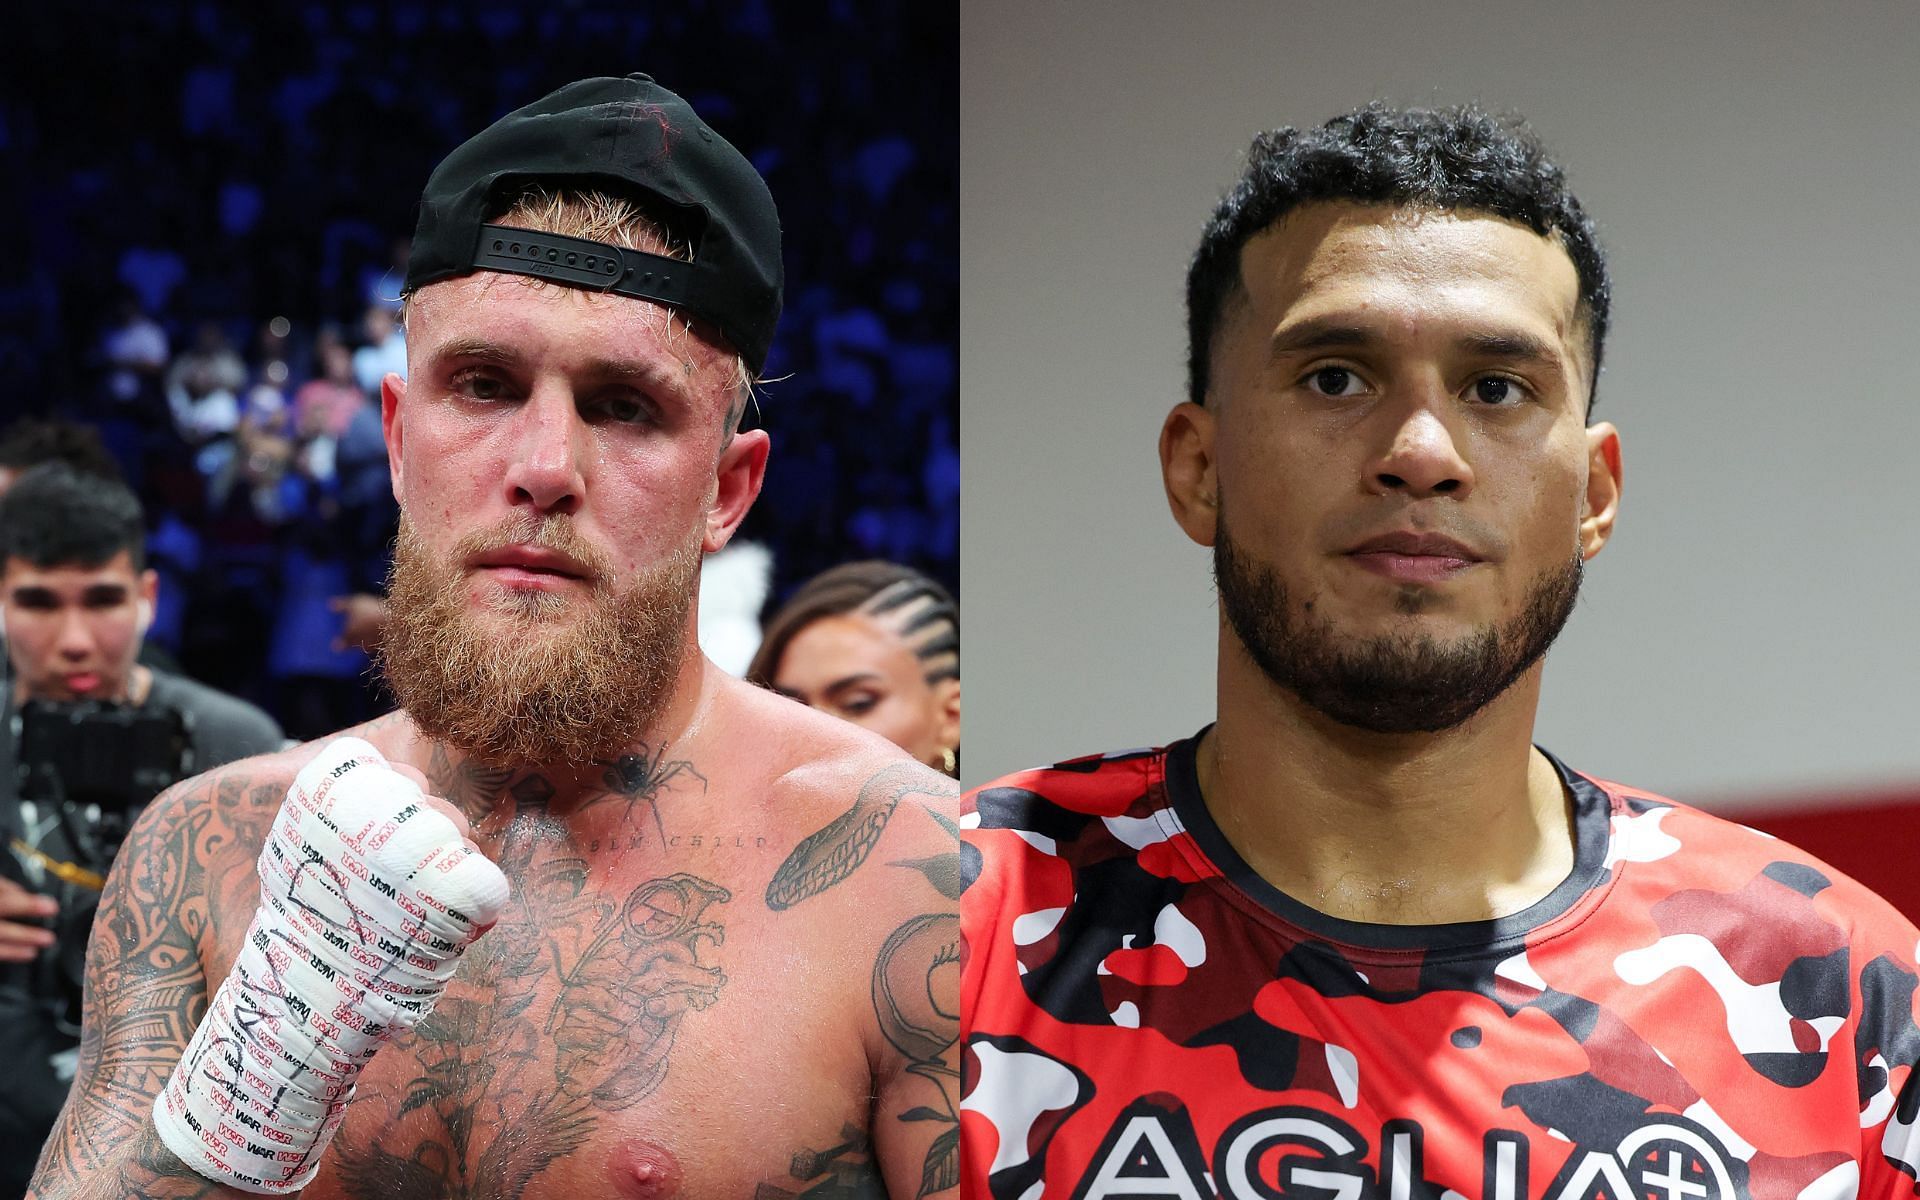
[1267,320,1380,359]
[430,337,523,369]
[823,672,885,694]
[7,583,129,604]
[1268,319,1564,369]
[1454,329,1562,367]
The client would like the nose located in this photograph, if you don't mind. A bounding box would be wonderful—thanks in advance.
[1365,391,1475,500]
[499,388,586,516]
[55,610,95,662]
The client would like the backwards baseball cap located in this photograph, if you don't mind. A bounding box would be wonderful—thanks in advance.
[405,73,783,375]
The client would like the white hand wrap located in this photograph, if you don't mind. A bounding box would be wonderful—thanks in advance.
[152,737,509,1193]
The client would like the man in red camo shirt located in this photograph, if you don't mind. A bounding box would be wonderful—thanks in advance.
[961,104,1920,1200]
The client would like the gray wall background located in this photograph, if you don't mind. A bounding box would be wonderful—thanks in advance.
[960,1,1920,805]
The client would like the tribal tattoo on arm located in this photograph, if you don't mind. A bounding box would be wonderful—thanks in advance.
[29,770,264,1200]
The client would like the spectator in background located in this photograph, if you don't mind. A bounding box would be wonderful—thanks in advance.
[0,418,188,679]
[163,321,246,446]
[350,302,406,395]
[209,385,299,521]
[0,463,282,1194]
[268,352,390,741]
[749,560,959,775]
[0,463,281,760]
[96,291,170,409]
[697,541,774,677]
[293,329,369,484]
[298,329,399,664]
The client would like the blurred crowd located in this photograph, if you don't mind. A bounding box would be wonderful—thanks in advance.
[0,1,959,741]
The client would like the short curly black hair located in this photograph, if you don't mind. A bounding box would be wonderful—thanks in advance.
[1187,103,1610,412]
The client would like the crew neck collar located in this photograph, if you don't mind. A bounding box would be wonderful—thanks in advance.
[1162,727,1615,957]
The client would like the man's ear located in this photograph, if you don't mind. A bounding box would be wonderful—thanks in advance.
[1160,402,1220,547]
[1581,421,1622,560]
[381,372,408,503]
[137,569,159,637]
[705,429,770,554]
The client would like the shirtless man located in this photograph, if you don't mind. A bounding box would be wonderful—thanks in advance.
[31,75,959,1200]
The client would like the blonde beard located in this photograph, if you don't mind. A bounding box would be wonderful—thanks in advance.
[379,513,701,769]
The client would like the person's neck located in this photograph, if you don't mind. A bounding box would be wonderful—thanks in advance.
[1200,634,1574,928]
[399,654,722,835]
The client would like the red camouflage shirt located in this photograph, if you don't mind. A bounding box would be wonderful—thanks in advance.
[960,732,1920,1200]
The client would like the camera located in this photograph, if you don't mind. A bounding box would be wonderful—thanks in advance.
[14,698,194,814]
[3,700,194,1025]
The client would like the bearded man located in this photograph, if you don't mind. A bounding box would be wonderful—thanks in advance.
[960,105,1920,1200]
[32,75,958,1200]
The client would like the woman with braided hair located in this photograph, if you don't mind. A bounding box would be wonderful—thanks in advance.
[749,561,960,776]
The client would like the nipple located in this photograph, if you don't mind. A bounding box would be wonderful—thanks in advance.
[611,1139,684,1199]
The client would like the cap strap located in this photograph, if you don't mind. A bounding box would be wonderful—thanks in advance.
[472,223,697,308]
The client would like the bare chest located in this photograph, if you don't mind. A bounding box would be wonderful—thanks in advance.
[208,826,878,1200]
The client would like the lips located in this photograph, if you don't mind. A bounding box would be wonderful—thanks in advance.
[1344,530,1484,584]
[64,672,102,695]
[471,544,592,583]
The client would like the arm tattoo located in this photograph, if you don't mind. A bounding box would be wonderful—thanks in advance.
[749,914,961,1200]
[30,773,232,1196]
[766,764,958,911]
[888,808,964,901]
[874,914,961,1197]
[762,767,959,1196]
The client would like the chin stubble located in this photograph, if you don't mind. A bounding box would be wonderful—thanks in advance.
[1213,512,1582,734]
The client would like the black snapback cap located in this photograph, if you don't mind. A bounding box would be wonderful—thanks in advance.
[405,73,783,375]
